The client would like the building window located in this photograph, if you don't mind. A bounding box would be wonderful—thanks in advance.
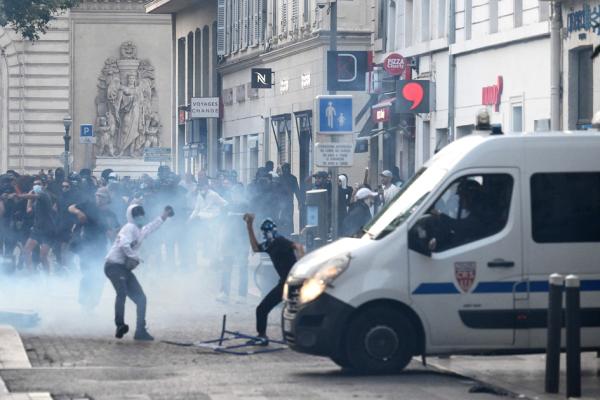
[421,0,430,42]
[514,0,523,28]
[203,26,210,97]
[405,0,413,46]
[464,0,472,40]
[531,173,600,243]
[303,0,310,26]
[272,115,291,165]
[194,29,202,96]
[435,128,448,152]
[538,0,549,21]
[437,0,446,38]
[577,47,593,127]
[489,0,498,33]
[377,0,387,39]
[511,104,523,132]
[177,37,186,106]
[272,0,278,38]
[456,124,474,138]
[187,32,194,102]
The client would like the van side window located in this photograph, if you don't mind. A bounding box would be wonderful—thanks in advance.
[410,174,513,253]
[531,172,600,243]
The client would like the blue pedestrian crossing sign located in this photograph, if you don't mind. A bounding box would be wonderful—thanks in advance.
[79,124,95,144]
[315,95,353,134]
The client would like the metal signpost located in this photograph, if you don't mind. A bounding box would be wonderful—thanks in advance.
[315,93,353,240]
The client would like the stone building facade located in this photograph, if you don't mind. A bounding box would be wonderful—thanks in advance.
[0,0,172,176]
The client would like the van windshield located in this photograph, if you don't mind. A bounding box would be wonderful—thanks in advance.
[364,166,448,239]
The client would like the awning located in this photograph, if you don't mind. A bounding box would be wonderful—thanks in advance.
[372,97,396,109]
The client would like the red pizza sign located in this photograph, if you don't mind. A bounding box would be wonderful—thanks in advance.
[383,53,406,76]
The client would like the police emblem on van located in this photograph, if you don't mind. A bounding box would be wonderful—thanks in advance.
[455,262,476,292]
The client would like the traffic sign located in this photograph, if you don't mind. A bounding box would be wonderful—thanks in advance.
[191,97,220,119]
[395,80,434,114]
[315,142,354,167]
[315,95,353,134]
[79,124,95,144]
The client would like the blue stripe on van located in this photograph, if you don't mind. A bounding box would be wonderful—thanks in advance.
[412,280,600,295]
[412,283,460,295]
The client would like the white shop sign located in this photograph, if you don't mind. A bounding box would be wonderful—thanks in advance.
[190,97,220,119]
[315,142,354,167]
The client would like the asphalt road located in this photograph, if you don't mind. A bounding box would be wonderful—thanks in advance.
[0,265,509,400]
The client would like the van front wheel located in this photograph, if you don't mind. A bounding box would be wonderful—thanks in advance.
[345,307,416,374]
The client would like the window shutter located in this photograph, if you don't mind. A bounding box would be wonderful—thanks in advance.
[217,0,226,55]
[281,0,288,36]
[232,0,239,51]
[249,0,255,46]
[226,0,232,54]
[242,0,249,48]
[291,0,299,32]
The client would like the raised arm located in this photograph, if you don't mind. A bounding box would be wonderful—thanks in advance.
[243,213,260,253]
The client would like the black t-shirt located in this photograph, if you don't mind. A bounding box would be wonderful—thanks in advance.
[32,191,54,234]
[260,236,297,280]
[76,201,118,244]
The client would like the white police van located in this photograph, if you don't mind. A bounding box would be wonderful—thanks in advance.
[282,131,600,373]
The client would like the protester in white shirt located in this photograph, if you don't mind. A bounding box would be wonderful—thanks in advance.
[380,170,401,205]
[189,180,228,221]
[104,204,173,341]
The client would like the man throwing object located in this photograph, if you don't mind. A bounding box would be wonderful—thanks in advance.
[243,213,304,345]
[104,204,174,341]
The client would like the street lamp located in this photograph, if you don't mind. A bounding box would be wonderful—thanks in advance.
[63,116,72,177]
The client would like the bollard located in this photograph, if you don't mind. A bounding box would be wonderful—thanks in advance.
[545,273,564,394]
[565,274,581,398]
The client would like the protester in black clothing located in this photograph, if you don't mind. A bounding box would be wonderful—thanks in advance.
[337,174,353,233]
[20,177,56,274]
[342,187,377,237]
[243,213,304,345]
[69,187,119,310]
[278,163,300,236]
[53,180,78,268]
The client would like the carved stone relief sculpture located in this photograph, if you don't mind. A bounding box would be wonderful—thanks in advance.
[94,41,161,157]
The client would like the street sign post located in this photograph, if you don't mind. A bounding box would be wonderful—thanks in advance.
[143,147,171,163]
[79,124,95,144]
[190,97,220,119]
[315,142,354,167]
[315,95,353,134]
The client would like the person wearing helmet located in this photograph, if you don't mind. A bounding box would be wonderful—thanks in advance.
[243,213,304,345]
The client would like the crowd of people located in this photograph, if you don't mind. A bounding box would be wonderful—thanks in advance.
[0,162,404,300]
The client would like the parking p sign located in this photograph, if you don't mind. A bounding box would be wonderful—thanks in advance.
[80,124,95,144]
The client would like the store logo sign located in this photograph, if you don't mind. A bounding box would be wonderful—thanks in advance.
[251,68,273,89]
[396,80,433,114]
[482,76,503,112]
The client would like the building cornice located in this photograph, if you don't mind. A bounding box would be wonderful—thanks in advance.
[75,0,147,12]
[217,31,371,75]
[145,0,212,14]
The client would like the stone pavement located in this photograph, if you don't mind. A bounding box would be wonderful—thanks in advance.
[428,353,600,400]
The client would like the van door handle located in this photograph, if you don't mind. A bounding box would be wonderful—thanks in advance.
[487,260,515,268]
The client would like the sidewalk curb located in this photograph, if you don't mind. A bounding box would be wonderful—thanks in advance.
[425,357,597,400]
[0,325,52,400]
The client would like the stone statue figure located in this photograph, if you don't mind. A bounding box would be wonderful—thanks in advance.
[94,41,161,158]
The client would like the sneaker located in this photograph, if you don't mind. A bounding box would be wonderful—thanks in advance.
[134,329,154,341]
[115,324,129,339]
[246,335,269,346]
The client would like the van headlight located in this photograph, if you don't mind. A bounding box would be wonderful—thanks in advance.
[297,254,350,305]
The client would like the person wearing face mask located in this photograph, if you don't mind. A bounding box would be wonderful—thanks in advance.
[243,213,304,345]
[342,187,378,237]
[19,178,56,274]
[104,204,174,341]
[69,187,120,310]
